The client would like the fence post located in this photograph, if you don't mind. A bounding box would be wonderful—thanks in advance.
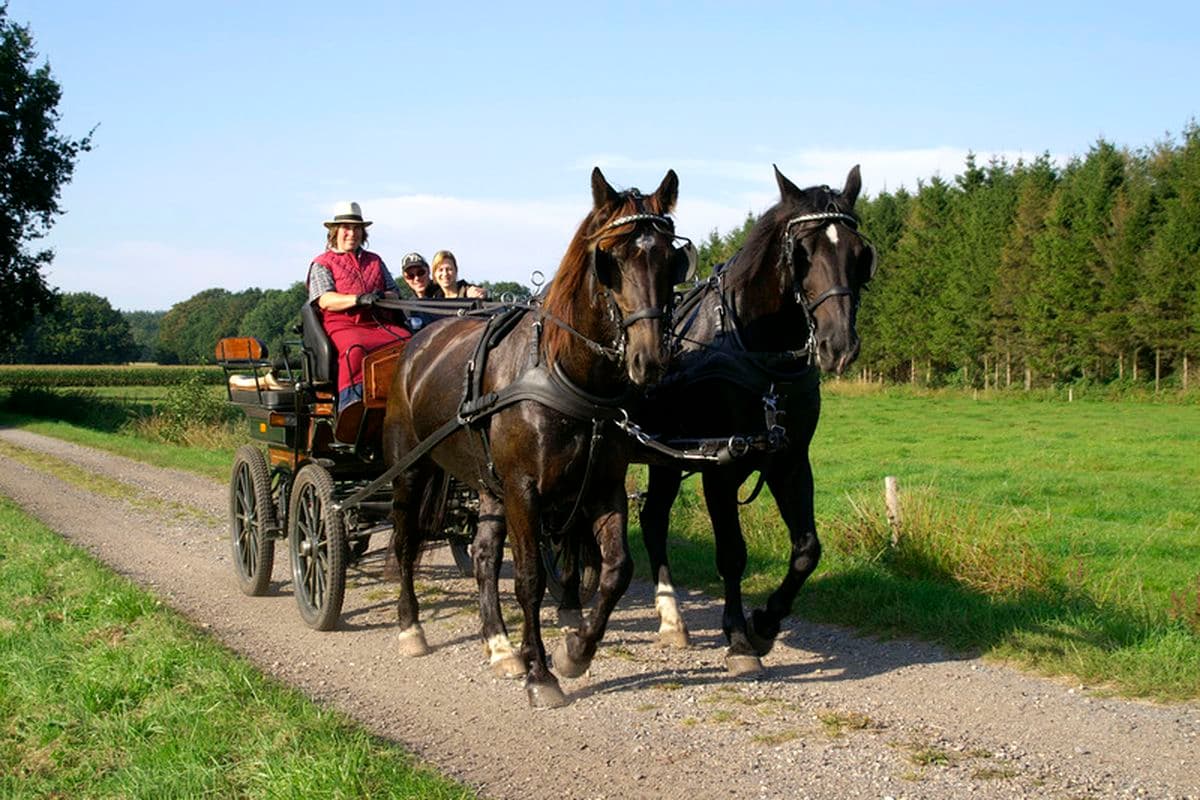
[885,476,901,547]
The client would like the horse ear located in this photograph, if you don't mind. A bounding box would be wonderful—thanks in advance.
[591,167,620,209]
[774,164,802,202]
[843,164,862,206]
[654,169,679,212]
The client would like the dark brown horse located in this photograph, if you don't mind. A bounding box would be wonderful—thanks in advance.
[630,165,874,673]
[382,168,689,708]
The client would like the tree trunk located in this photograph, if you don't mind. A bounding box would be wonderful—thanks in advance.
[983,355,990,390]
[1006,351,1012,387]
[1185,354,1190,392]
[1118,351,1124,380]
[1024,367,1032,391]
[1155,348,1161,393]
[910,357,916,385]
[926,360,932,385]
[1133,348,1139,382]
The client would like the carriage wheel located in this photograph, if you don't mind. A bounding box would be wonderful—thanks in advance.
[229,445,276,596]
[288,464,346,631]
[541,532,601,607]
[447,535,474,578]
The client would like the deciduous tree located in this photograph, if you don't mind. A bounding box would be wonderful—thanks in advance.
[0,5,92,348]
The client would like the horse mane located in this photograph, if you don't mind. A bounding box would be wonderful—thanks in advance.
[541,189,666,365]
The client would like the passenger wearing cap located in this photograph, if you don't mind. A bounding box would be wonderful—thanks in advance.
[399,252,443,300]
[306,201,411,409]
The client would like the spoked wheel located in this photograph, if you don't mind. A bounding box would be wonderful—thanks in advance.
[288,464,346,631]
[426,472,477,578]
[229,445,276,596]
[447,535,474,578]
[541,531,601,607]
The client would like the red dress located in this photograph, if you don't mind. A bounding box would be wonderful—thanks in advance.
[308,248,410,399]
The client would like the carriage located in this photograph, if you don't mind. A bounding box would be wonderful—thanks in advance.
[216,300,481,630]
[216,165,870,707]
[216,296,599,631]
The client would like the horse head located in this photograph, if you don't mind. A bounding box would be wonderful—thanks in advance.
[545,167,687,387]
[773,164,875,374]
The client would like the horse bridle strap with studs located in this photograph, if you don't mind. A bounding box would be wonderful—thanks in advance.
[782,210,862,320]
[588,207,691,356]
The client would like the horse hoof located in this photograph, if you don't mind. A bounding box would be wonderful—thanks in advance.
[552,639,591,679]
[725,653,764,676]
[526,680,568,709]
[747,612,778,657]
[657,627,691,649]
[557,607,584,631]
[397,626,430,657]
[490,654,526,679]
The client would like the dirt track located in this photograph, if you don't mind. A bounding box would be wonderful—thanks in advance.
[1,427,1197,799]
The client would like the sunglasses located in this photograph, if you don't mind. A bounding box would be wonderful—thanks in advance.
[404,269,428,278]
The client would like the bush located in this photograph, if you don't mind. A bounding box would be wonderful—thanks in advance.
[153,373,240,444]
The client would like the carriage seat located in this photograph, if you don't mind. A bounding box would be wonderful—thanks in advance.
[300,301,337,387]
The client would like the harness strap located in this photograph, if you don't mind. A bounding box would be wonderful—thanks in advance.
[332,412,468,512]
[738,471,768,506]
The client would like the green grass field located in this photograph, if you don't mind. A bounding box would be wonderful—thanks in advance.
[3,382,1199,700]
[0,498,474,799]
[630,384,1200,700]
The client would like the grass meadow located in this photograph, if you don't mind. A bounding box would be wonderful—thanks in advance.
[0,498,474,798]
[2,379,1198,700]
[632,383,1200,700]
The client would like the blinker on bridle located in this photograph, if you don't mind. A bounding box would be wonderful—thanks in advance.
[782,210,867,314]
[592,207,695,331]
[779,208,874,359]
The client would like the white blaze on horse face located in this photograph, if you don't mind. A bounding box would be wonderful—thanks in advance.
[825,223,839,246]
[636,232,656,252]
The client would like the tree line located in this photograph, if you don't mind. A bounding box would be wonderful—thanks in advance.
[694,125,1199,390]
[2,279,532,365]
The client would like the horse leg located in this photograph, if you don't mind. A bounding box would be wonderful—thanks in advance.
[473,491,524,678]
[746,458,821,657]
[703,468,763,675]
[553,484,634,679]
[553,521,586,631]
[393,468,431,657]
[506,489,566,708]
[640,465,690,648]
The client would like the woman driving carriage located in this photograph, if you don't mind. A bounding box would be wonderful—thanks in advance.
[306,201,411,409]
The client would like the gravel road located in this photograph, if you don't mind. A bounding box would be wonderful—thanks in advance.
[1,427,1196,799]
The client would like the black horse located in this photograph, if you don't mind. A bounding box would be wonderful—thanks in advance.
[382,168,690,708]
[630,165,874,674]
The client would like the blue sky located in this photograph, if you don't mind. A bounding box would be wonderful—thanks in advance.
[11,1,1199,311]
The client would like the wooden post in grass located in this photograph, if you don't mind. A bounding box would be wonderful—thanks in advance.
[885,476,901,547]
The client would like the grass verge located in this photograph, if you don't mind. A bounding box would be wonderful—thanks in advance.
[0,497,473,799]
[626,386,1200,702]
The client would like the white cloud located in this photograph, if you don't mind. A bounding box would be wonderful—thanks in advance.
[59,146,1070,311]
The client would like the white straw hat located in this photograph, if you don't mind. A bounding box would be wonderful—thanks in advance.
[323,201,372,228]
